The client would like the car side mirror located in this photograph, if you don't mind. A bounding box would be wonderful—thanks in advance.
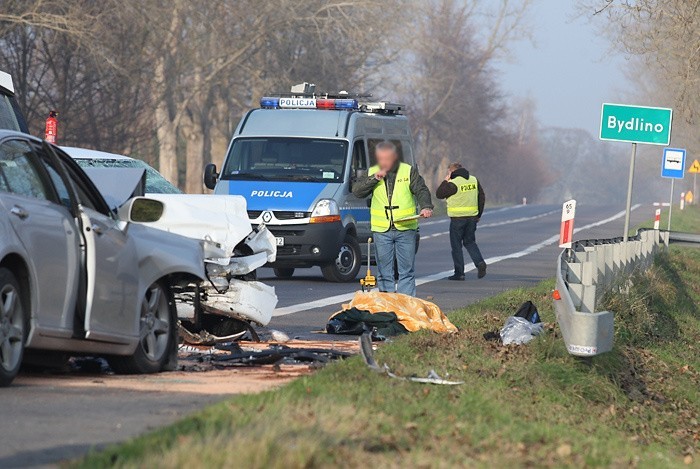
[118,198,165,223]
[204,163,219,190]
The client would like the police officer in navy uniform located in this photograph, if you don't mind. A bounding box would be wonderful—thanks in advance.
[436,162,486,280]
[352,141,433,296]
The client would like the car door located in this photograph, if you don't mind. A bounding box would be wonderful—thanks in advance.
[0,138,79,332]
[57,152,140,342]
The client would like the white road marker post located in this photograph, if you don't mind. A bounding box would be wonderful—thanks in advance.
[653,208,661,230]
[559,199,576,249]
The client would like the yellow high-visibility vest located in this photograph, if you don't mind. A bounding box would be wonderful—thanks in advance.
[446,175,479,217]
[369,163,418,232]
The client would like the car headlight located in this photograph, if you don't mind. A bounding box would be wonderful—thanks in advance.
[310,199,341,223]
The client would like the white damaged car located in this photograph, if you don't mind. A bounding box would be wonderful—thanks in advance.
[62,147,279,344]
[0,131,208,385]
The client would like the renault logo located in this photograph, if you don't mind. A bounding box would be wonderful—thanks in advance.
[261,211,273,223]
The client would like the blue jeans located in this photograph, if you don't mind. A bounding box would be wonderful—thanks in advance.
[449,218,484,276]
[373,229,417,297]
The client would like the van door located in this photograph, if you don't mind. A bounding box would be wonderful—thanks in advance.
[347,139,371,243]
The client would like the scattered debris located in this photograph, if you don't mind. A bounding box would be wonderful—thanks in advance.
[269,330,291,343]
[177,339,357,372]
[359,333,463,385]
[500,301,544,345]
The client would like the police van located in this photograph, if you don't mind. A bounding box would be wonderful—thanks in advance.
[204,83,417,282]
[0,71,29,133]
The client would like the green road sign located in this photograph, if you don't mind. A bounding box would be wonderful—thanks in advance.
[600,103,673,145]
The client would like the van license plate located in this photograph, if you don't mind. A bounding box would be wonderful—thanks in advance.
[275,237,285,246]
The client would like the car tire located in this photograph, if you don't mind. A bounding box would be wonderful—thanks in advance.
[273,268,295,279]
[0,268,26,387]
[322,235,361,283]
[109,281,176,374]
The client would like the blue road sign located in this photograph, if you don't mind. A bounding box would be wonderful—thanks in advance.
[661,148,686,179]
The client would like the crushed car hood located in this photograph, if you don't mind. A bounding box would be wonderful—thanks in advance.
[142,194,270,259]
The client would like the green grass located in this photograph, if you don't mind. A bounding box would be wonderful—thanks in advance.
[637,204,700,233]
[74,248,700,468]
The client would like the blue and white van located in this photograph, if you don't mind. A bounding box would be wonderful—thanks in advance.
[204,86,416,282]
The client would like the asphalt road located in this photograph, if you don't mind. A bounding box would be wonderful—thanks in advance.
[0,203,650,467]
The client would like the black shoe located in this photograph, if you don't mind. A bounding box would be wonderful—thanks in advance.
[477,262,487,279]
[447,274,465,281]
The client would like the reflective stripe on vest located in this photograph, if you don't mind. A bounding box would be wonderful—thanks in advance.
[446,175,479,217]
[369,163,418,232]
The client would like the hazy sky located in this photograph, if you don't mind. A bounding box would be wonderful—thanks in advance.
[494,0,629,135]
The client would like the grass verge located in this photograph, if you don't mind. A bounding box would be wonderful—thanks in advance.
[637,204,700,233]
[75,248,700,468]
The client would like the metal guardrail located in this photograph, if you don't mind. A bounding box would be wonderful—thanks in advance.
[553,229,667,357]
[668,231,700,247]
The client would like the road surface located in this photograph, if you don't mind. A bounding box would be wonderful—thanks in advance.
[0,203,650,467]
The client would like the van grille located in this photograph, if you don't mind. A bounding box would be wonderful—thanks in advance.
[247,210,309,220]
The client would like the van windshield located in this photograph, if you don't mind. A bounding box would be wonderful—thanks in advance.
[0,94,21,132]
[222,137,347,182]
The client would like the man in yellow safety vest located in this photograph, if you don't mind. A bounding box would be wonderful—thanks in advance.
[436,162,486,280]
[352,141,433,296]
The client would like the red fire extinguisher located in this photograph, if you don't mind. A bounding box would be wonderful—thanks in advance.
[45,110,58,144]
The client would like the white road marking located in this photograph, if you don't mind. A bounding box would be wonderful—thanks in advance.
[419,209,558,240]
[272,205,640,317]
[420,204,523,226]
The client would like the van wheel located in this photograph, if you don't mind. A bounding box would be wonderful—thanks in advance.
[0,268,26,387]
[273,268,295,279]
[322,235,361,282]
[109,281,175,374]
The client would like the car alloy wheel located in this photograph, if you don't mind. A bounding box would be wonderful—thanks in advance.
[0,270,24,384]
[139,284,171,362]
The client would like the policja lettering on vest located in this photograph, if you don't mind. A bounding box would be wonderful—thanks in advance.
[446,175,479,217]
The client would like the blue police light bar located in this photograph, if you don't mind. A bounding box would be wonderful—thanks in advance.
[334,99,359,109]
[260,97,280,109]
[259,96,358,110]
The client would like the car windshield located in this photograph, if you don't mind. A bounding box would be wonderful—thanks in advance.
[222,137,348,182]
[73,157,181,194]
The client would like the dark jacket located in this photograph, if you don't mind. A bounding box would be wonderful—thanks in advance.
[435,167,485,219]
[352,162,434,213]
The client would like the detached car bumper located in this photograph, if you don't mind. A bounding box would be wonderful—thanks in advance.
[264,221,343,267]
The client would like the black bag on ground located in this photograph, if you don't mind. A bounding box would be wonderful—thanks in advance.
[514,301,541,324]
[326,308,408,337]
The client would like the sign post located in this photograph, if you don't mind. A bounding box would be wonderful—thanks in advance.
[559,199,576,248]
[661,148,686,231]
[689,159,700,205]
[600,103,673,242]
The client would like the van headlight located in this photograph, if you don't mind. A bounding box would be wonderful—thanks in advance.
[310,199,341,224]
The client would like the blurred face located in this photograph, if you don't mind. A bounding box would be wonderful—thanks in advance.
[375,148,398,171]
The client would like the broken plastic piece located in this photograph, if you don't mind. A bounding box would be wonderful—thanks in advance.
[359,333,463,385]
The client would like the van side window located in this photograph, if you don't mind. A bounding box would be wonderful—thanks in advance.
[367,138,404,166]
[351,140,367,173]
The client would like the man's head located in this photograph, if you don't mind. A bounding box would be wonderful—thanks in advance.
[375,141,399,171]
[448,162,463,173]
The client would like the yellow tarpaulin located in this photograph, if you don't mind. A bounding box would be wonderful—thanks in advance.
[333,291,458,333]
